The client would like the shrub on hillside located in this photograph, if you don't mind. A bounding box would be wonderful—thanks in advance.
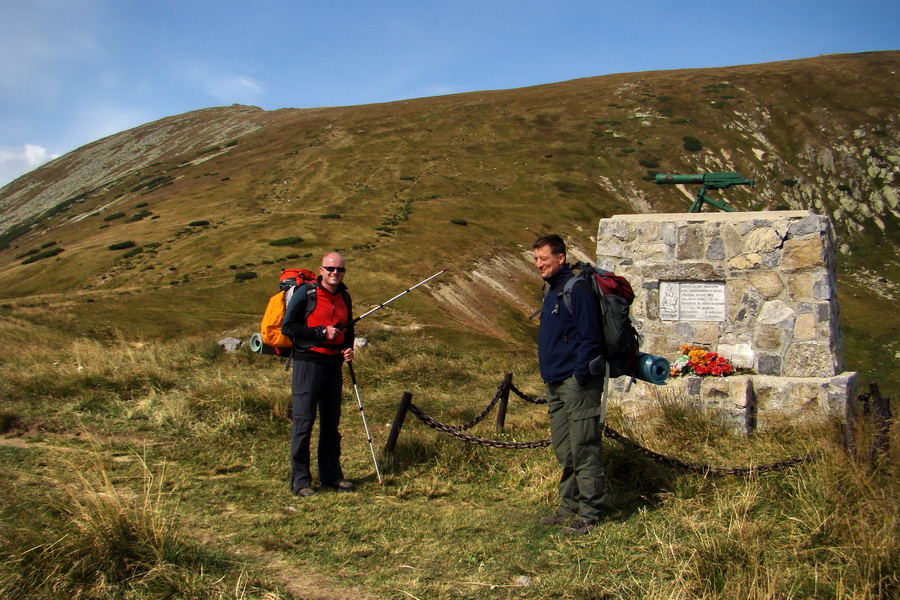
[21,247,64,264]
[682,136,702,152]
[269,237,303,246]
[188,220,210,227]
[450,219,468,226]
[125,210,152,223]
[130,175,174,194]
[108,241,136,251]
[103,212,126,222]
[234,271,258,282]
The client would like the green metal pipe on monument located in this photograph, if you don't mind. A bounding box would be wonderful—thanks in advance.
[655,172,754,213]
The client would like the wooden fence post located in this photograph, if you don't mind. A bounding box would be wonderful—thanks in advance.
[496,372,512,430]
[844,387,858,454]
[384,391,413,454]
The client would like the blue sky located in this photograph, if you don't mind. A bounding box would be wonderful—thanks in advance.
[1,0,897,187]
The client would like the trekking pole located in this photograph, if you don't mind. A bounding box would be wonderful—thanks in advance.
[337,271,446,484]
[340,269,447,330]
[347,361,383,485]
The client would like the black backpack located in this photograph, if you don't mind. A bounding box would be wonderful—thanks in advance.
[559,262,640,379]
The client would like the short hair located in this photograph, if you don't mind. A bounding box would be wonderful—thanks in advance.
[532,234,566,257]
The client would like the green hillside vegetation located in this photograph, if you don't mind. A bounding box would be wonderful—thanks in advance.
[0,52,896,389]
[0,51,898,599]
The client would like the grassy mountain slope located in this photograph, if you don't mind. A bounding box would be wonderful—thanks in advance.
[1,52,899,600]
[0,51,898,392]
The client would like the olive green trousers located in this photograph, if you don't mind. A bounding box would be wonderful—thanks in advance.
[546,374,608,521]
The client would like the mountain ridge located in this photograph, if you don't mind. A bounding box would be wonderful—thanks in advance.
[0,50,897,388]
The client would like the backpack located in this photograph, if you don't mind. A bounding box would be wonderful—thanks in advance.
[259,268,316,355]
[560,261,640,379]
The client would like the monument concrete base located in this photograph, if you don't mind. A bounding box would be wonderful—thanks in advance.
[609,371,858,434]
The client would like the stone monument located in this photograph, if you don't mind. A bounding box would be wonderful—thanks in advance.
[596,210,857,431]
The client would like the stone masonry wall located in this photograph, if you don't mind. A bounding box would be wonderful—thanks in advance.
[595,210,856,428]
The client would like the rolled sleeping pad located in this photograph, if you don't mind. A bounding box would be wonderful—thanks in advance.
[249,333,287,356]
[250,333,263,353]
[633,352,670,385]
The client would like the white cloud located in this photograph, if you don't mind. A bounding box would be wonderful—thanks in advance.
[176,61,265,105]
[0,144,58,187]
[208,74,264,104]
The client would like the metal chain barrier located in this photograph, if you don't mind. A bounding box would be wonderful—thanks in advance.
[454,380,508,431]
[509,382,546,404]
[408,402,552,449]
[600,426,813,475]
[404,377,815,476]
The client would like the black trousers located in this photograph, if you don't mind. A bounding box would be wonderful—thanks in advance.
[290,358,344,492]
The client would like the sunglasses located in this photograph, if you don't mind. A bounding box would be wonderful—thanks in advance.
[321,266,346,273]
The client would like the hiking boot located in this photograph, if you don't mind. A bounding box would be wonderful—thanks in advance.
[560,519,597,536]
[323,479,355,492]
[294,487,316,497]
[539,512,572,526]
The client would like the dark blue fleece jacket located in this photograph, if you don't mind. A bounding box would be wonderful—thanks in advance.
[538,264,604,385]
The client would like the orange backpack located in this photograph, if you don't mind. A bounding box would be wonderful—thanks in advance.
[259,268,316,355]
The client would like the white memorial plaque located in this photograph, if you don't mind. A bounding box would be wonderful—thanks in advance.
[659,281,726,321]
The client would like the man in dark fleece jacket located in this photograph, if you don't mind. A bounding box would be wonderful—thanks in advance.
[532,234,609,536]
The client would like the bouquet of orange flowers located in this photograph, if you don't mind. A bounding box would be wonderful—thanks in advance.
[670,344,733,377]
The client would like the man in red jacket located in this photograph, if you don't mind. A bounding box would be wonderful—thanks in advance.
[281,252,356,497]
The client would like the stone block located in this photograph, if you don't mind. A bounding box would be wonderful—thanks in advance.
[783,341,838,377]
[794,313,817,340]
[782,236,826,272]
[754,325,785,351]
[757,299,797,326]
[677,226,706,260]
[728,253,763,270]
[756,354,782,375]
[747,271,785,299]
[745,226,784,253]
[787,272,817,302]
[717,343,755,370]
